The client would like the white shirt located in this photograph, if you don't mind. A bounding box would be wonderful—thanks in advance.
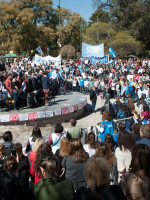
[83,144,96,157]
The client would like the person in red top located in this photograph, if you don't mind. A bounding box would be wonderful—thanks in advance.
[30,142,52,184]
[5,73,12,96]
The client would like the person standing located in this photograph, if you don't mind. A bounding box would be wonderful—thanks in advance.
[90,86,97,113]
[79,76,85,93]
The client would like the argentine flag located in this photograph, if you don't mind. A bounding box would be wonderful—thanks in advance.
[35,46,43,55]
[109,47,116,58]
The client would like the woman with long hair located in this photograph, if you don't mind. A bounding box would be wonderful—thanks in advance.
[55,137,70,165]
[31,142,52,184]
[26,126,43,154]
[62,139,89,190]
[115,132,135,182]
[34,155,74,200]
[120,144,150,200]
[83,132,96,157]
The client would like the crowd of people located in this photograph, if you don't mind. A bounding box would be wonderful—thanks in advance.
[0,56,150,200]
[0,116,150,200]
[0,57,150,111]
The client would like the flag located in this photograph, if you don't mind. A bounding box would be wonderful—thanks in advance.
[35,46,43,55]
[109,47,116,58]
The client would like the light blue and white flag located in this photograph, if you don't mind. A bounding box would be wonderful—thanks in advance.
[35,46,43,55]
[109,47,116,58]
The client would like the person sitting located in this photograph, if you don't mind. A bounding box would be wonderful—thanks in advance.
[75,157,126,200]
[97,111,114,143]
[3,131,14,157]
[120,144,150,200]
[66,119,82,140]
[34,155,74,200]
[83,132,97,157]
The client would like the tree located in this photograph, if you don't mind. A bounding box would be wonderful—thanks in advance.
[60,45,75,59]
[110,31,143,57]
[89,9,110,24]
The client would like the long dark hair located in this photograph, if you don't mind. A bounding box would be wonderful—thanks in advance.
[86,132,96,149]
[130,144,150,179]
[31,126,42,142]
[117,132,135,151]
[69,139,89,163]
[34,143,53,177]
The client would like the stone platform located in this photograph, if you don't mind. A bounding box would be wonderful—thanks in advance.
[0,92,87,126]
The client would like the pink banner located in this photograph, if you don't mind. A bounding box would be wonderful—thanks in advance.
[28,113,37,120]
[62,107,69,115]
[10,114,19,122]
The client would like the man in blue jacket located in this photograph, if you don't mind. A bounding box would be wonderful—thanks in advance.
[136,124,150,146]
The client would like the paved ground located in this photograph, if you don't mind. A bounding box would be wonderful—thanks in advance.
[0,94,141,148]
[0,94,104,147]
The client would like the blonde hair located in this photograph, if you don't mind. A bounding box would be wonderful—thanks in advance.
[85,157,110,191]
[0,144,5,159]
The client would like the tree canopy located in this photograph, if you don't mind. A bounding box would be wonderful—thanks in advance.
[0,0,149,57]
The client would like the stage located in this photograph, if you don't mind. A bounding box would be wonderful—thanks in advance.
[0,92,87,126]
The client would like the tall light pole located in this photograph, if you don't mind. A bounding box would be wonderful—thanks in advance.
[58,0,61,47]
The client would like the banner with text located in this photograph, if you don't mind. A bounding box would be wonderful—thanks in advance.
[90,55,109,64]
[82,42,104,58]
[34,54,61,66]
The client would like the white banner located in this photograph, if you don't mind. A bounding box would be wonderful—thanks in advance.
[34,54,61,66]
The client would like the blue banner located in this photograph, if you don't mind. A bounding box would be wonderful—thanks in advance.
[82,42,104,58]
[90,55,109,64]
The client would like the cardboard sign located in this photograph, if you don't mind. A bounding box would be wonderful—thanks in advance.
[0,115,10,122]
[37,111,46,119]
[45,110,53,117]
[10,114,19,122]
[62,108,69,115]
[68,106,74,113]
[28,113,37,120]
[19,113,28,121]
[54,109,61,116]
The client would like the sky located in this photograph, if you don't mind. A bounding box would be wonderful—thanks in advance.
[53,0,96,22]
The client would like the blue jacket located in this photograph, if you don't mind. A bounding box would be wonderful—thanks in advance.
[42,76,50,89]
[99,120,114,142]
[136,137,150,147]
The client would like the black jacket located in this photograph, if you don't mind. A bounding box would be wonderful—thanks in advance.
[90,89,97,102]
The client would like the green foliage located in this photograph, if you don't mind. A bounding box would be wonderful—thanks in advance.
[92,0,150,55]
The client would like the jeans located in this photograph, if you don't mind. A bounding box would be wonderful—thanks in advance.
[80,86,84,93]
[91,101,96,113]
[13,91,18,109]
